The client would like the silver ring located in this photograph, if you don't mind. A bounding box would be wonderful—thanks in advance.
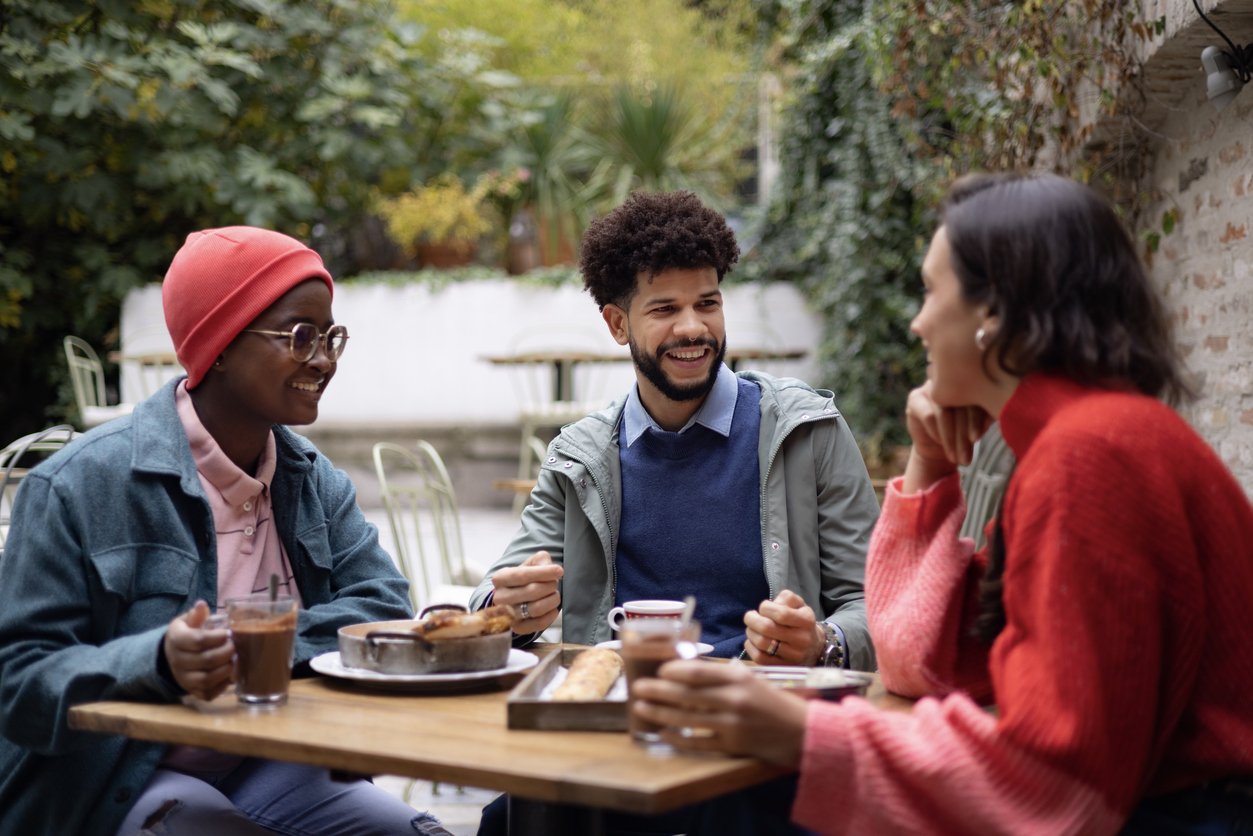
[767,639,780,657]
[519,601,530,620]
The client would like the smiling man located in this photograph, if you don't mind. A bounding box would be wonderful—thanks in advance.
[472,191,880,669]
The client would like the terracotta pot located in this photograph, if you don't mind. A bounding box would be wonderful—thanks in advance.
[417,241,475,269]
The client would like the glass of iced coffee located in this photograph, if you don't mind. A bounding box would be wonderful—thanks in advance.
[226,594,298,706]
[621,617,701,749]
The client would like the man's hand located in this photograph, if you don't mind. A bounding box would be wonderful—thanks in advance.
[163,600,234,701]
[631,659,809,767]
[742,589,824,666]
[490,550,563,635]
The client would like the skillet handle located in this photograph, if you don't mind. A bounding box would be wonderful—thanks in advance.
[365,631,428,643]
[418,603,468,618]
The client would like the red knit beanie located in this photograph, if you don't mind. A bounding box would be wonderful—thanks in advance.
[162,226,334,388]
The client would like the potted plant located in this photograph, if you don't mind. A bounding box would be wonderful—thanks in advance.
[375,174,493,269]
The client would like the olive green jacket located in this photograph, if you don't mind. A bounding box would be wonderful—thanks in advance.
[471,371,880,670]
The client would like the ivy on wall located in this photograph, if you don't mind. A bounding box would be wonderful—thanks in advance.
[870,0,1159,209]
[745,1,929,454]
[748,0,1156,457]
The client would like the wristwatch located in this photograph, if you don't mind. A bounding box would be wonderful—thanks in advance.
[817,621,846,669]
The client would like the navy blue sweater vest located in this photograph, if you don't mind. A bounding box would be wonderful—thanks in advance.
[615,378,768,657]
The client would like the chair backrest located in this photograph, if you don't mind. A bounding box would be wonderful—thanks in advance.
[0,424,79,555]
[128,354,184,400]
[372,441,478,611]
[413,440,475,587]
[117,326,183,401]
[63,335,108,412]
[525,434,549,478]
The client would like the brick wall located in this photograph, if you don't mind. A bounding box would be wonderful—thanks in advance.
[1134,2,1253,495]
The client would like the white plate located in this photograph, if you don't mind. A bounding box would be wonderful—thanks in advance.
[310,648,539,692]
[596,639,715,656]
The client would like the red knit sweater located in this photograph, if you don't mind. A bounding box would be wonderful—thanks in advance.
[792,374,1253,834]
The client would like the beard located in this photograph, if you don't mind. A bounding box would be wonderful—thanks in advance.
[629,335,727,402]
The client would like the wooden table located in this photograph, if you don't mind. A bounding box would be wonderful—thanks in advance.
[484,348,808,403]
[69,647,911,835]
[492,477,538,495]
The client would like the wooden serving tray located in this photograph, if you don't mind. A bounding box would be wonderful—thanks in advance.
[506,646,627,731]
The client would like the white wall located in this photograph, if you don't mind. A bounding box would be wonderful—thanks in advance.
[121,279,822,428]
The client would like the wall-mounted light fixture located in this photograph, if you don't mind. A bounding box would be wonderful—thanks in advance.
[1194,0,1252,110]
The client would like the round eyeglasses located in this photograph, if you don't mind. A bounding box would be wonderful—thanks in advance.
[241,323,349,363]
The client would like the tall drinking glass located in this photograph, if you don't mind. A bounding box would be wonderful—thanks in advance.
[621,617,701,750]
[226,594,297,706]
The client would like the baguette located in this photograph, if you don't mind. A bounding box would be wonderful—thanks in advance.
[410,605,514,641]
[551,648,623,701]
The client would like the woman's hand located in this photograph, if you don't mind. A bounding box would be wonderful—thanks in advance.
[903,381,991,493]
[630,660,810,767]
[163,600,235,701]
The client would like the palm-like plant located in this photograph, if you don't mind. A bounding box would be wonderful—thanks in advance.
[585,83,747,211]
[505,92,601,264]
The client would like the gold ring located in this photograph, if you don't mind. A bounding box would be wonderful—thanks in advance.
[767,639,780,656]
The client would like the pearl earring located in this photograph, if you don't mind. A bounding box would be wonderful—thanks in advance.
[975,327,988,351]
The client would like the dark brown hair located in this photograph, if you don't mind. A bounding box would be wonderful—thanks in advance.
[942,172,1191,406]
[579,190,740,310]
[942,173,1193,643]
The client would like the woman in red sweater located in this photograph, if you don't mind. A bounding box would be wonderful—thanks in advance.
[632,173,1253,834]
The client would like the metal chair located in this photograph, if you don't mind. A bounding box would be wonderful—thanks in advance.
[1,424,79,557]
[62,335,135,429]
[372,440,482,612]
[115,325,184,401]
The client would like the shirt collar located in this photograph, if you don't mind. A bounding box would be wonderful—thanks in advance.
[174,381,277,506]
[623,363,738,447]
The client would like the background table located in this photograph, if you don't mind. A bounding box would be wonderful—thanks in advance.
[483,347,808,403]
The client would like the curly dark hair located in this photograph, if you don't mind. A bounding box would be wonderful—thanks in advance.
[579,190,740,309]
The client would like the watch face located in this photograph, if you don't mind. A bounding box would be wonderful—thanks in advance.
[819,623,844,667]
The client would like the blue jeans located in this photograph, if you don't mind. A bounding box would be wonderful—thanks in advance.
[115,760,451,836]
[1122,780,1253,835]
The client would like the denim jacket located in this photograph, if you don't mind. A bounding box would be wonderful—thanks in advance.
[0,379,411,836]
[471,371,880,670]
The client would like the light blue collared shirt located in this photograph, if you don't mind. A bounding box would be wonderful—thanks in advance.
[622,363,739,447]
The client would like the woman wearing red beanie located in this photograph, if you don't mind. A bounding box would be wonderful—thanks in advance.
[631,174,1253,834]
[0,227,451,835]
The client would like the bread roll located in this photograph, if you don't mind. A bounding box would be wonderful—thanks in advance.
[551,648,623,701]
[411,605,513,640]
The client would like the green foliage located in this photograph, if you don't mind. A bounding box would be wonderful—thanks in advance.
[346,264,581,291]
[745,0,927,452]
[0,0,431,440]
[584,83,749,212]
[749,0,1151,456]
[396,0,757,243]
[392,25,533,188]
[868,0,1153,206]
[497,92,601,263]
[376,174,495,254]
